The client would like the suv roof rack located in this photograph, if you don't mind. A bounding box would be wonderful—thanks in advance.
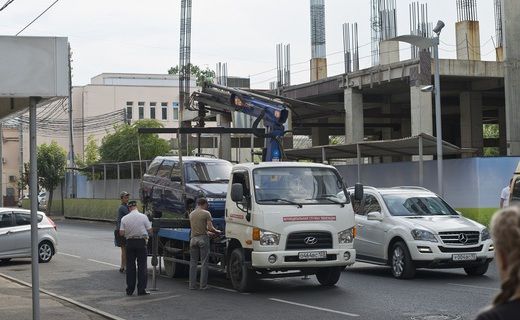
[391,186,431,191]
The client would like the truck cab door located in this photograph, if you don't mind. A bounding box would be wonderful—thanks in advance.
[226,171,252,238]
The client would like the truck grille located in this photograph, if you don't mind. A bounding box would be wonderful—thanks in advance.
[286,231,333,250]
[439,231,480,245]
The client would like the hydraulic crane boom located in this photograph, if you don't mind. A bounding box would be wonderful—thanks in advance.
[190,83,290,161]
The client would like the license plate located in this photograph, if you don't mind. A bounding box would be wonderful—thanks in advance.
[452,253,477,261]
[298,251,327,260]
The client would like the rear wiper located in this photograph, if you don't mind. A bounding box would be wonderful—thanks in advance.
[258,198,303,208]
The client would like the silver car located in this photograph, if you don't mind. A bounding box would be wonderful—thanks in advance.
[0,208,58,263]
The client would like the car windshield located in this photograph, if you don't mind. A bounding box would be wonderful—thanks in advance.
[253,167,346,205]
[185,162,232,183]
[382,194,458,216]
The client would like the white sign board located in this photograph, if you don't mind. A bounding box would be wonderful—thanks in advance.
[0,36,69,119]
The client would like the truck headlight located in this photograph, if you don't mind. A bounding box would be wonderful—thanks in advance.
[411,229,438,242]
[338,227,356,244]
[481,228,490,241]
[256,229,280,246]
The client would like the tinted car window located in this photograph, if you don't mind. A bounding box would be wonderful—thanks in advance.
[147,159,163,175]
[156,160,174,178]
[363,194,381,215]
[14,212,43,226]
[382,194,458,216]
[185,162,232,183]
[0,212,13,228]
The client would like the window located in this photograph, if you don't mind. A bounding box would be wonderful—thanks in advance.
[0,212,13,228]
[146,159,163,175]
[161,102,168,107]
[150,107,156,119]
[138,101,145,106]
[352,194,382,215]
[139,107,144,119]
[232,171,251,209]
[162,107,167,120]
[150,102,157,107]
[126,107,133,120]
[126,101,133,106]
[14,212,42,226]
[173,102,179,120]
[156,160,174,178]
[511,177,520,201]
[382,194,457,216]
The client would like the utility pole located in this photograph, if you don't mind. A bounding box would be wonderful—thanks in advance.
[19,121,24,199]
[0,122,3,207]
[178,0,192,154]
[67,43,76,198]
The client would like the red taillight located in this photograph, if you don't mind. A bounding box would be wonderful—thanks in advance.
[48,217,57,230]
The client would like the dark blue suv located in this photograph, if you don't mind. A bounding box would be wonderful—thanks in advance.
[141,156,232,218]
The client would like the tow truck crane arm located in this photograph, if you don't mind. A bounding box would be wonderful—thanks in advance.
[190,83,290,161]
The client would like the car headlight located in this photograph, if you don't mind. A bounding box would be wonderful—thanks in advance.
[411,229,438,242]
[259,230,280,246]
[481,228,491,241]
[338,227,356,244]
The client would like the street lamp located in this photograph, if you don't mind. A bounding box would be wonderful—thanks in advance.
[390,20,445,196]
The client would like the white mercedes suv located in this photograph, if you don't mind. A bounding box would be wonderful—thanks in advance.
[343,186,494,279]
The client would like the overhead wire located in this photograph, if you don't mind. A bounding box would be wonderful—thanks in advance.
[0,0,15,12]
[15,0,59,36]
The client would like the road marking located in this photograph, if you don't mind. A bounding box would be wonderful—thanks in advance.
[58,252,81,259]
[87,259,119,268]
[447,283,500,291]
[269,298,360,317]
[208,284,250,294]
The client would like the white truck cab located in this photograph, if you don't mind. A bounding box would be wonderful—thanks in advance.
[225,162,359,291]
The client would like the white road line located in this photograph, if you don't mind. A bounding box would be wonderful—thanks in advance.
[87,259,119,268]
[447,283,500,291]
[58,252,81,259]
[269,298,360,317]
[208,285,250,294]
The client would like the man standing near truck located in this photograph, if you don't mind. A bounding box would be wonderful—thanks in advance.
[115,191,130,273]
[189,198,221,290]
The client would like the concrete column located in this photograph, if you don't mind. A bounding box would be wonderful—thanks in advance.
[456,21,481,60]
[217,114,232,161]
[410,86,433,136]
[502,0,520,155]
[379,41,400,65]
[459,92,483,156]
[498,106,507,155]
[344,87,364,144]
[310,58,328,82]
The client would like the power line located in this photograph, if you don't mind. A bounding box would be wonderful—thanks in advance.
[15,0,59,36]
[0,0,15,12]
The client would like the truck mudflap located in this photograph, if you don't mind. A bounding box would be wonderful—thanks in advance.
[251,249,356,269]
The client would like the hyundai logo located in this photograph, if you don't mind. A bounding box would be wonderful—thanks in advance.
[458,233,468,244]
[304,236,318,245]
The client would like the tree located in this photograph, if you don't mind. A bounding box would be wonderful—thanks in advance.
[37,141,67,214]
[99,119,170,162]
[168,63,215,86]
[76,135,100,168]
[483,124,500,156]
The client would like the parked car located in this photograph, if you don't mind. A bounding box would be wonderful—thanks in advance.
[340,186,494,279]
[0,208,58,263]
[141,156,233,218]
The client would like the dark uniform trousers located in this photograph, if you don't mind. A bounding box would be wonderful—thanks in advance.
[126,238,148,294]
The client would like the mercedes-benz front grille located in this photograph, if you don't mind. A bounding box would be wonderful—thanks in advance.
[286,231,333,250]
[439,231,480,245]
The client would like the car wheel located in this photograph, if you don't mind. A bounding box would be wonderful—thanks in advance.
[464,262,489,276]
[38,241,54,263]
[316,267,343,286]
[163,241,188,278]
[391,241,415,279]
[228,248,254,292]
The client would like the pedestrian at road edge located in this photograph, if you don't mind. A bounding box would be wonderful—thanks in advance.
[189,197,221,290]
[119,200,152,296]
[115,191,130,273]
[500,179,512,208]
[474,206,520,320]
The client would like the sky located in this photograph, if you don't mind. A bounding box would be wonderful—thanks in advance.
[0,0,498,89]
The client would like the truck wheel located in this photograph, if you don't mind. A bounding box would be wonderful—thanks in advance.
[164,241,187,278]
[391,241,415,279]
[464,262,489,276]
[315,267,343,286]
[228,248,254,292]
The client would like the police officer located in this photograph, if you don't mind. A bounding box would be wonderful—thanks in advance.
[119,200,152,296]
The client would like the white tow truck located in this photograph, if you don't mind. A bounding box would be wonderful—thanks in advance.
[153,161,362,292]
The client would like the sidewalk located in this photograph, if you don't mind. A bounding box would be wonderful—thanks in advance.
[0,274,120,320]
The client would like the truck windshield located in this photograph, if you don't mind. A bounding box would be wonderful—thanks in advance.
[253,167,346,205]
[382,194,458,216]
[185,162,232,183]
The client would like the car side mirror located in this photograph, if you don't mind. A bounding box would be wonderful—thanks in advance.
[367,212,383,221]
[171,176,182,182]
[354,183,364,201]
[231,183,244,202]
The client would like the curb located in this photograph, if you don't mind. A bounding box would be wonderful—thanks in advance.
[0,273,125,320]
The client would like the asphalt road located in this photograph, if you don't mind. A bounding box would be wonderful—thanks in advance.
[0,219,501,320]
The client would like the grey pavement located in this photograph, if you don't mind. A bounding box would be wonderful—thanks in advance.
[0,273,120,320]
